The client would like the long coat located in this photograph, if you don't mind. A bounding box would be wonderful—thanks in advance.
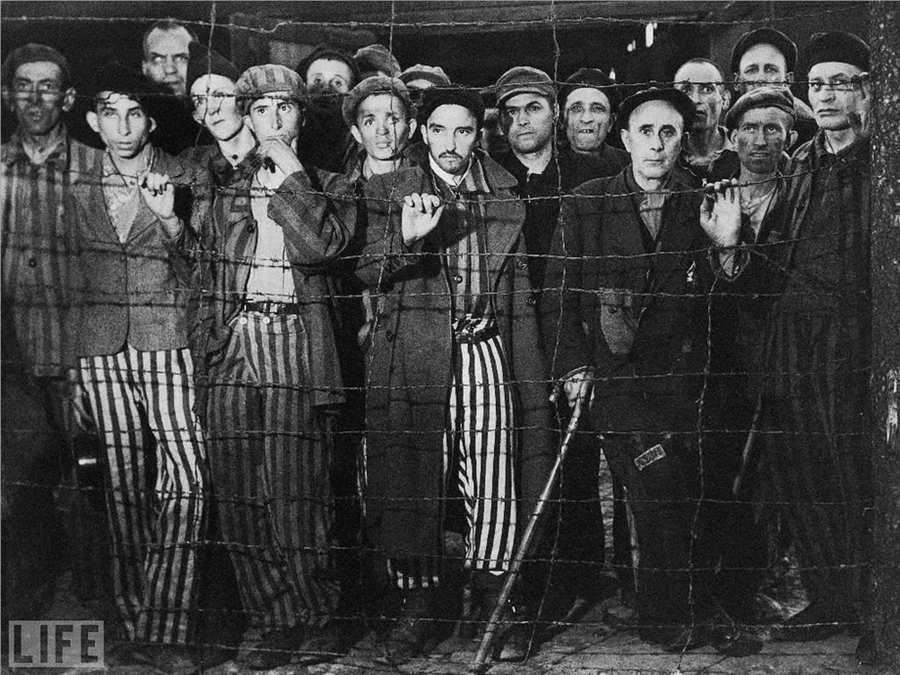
[184,158,357,412]
[356,155,553,560]
[541,168,709,435]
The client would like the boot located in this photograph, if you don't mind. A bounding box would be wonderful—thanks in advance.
[373,587,436,666]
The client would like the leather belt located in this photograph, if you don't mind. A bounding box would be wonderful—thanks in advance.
[241,300,300,315]
[453,323,500,344]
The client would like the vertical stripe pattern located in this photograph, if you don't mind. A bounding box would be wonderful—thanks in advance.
[79,346,206,644]
[205,312,339,631]
[1,133,102,376]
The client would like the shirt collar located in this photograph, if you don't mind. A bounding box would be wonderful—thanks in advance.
[429,153,472,188]
[2,126,71,168]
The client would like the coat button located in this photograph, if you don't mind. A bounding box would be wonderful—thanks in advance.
[525,296,536,306]
[240,316,248,325]
[385,330,395,342]
[517,259,528,270]
[247,224,256,233]
[27,257,37,268]
[453,274,463,283]
[609,306,618,313]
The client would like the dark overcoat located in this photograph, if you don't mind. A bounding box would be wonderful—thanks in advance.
[356,155,553,560]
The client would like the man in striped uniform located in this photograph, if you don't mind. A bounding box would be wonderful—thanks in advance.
[357,86,552,665]
[187,64,356,670]
[66,62,208,674]
[1,41,102,616]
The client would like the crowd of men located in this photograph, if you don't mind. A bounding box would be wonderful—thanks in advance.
[1,17,874,672]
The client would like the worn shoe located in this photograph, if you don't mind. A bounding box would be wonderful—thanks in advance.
[373,589,436,666]
[105,642,150,668]
[292,621,347,666]
[771,599,848,642]
[237,627,304,670]
[639,623,707,652]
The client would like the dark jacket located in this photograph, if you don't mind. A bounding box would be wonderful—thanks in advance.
[541,167,711,433]
[186,158,357,410]
[355,154,553,559]
[68,149,208,357]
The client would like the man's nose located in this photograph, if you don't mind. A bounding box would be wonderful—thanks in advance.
[163,56,178,74]
[118,116,130,136]
[26,87,42,104]
[273,109,283,130]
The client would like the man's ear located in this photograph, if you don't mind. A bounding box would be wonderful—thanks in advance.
[141,61,152,79]
[788,129,798,148]
[149,116,157,135]
[721,88,732,112]
[620,127,631,153]
[243,114,255,135]
[728,127,738,146]
[61,87,76,113]
[407,118,418,139]
[785,71,795,84]
[191,108,204,126]
[86,110,99,133]
[349,124,362,145]
[1,86,12,113]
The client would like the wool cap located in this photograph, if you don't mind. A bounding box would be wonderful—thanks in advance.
[558,67,620,111]
[617,86,694,129]
[399,63,451,88]
[2,43,71,85]
[494,66,555,106]
[235,64,306,114]
[354,44,401,79]
[725,85,796,130]
[185,42,240,94]
[730,28,798,75]
[805,31,870,72]
[342,76,416,127]
[295,44,359,84]
[419,85,485,129]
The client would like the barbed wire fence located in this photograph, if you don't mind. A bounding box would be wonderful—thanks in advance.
[2,1,899,673]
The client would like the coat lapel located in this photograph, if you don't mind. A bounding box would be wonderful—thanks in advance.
[479,156,524,288]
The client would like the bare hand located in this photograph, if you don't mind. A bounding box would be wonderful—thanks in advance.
[699,179,742,248]
[562,368,595,410]
[848,72,872,140]
[140,171,180,236]
[401,192,445,246]
[258,137,303,179]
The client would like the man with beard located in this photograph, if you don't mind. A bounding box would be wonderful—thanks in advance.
[296,45,359,172]
[356,86,552,665]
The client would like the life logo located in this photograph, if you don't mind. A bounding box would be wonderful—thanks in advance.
[8,622,104,668]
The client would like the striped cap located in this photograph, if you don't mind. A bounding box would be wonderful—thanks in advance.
[235,64,306,113]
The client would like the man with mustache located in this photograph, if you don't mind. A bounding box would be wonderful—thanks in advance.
[356,86,551,665]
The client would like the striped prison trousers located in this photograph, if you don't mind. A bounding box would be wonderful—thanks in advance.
[204,312,340,631]
[389,324,518,589]
[79,346,206,644]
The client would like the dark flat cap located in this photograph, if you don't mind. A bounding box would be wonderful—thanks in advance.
[494,66,555,106]
[419,85,485,129]
[91,61,159,103]
[617,87,694,129]
[186,42,240,94]
[342,76,416,127]
[806,31,870,72]
[730,28,798,75]
[725,85,795,130]
[2,43,71,85]
[558,67,620,111]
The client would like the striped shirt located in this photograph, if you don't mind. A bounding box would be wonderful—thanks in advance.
[430,155,493,321]
[1,128,103,377]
